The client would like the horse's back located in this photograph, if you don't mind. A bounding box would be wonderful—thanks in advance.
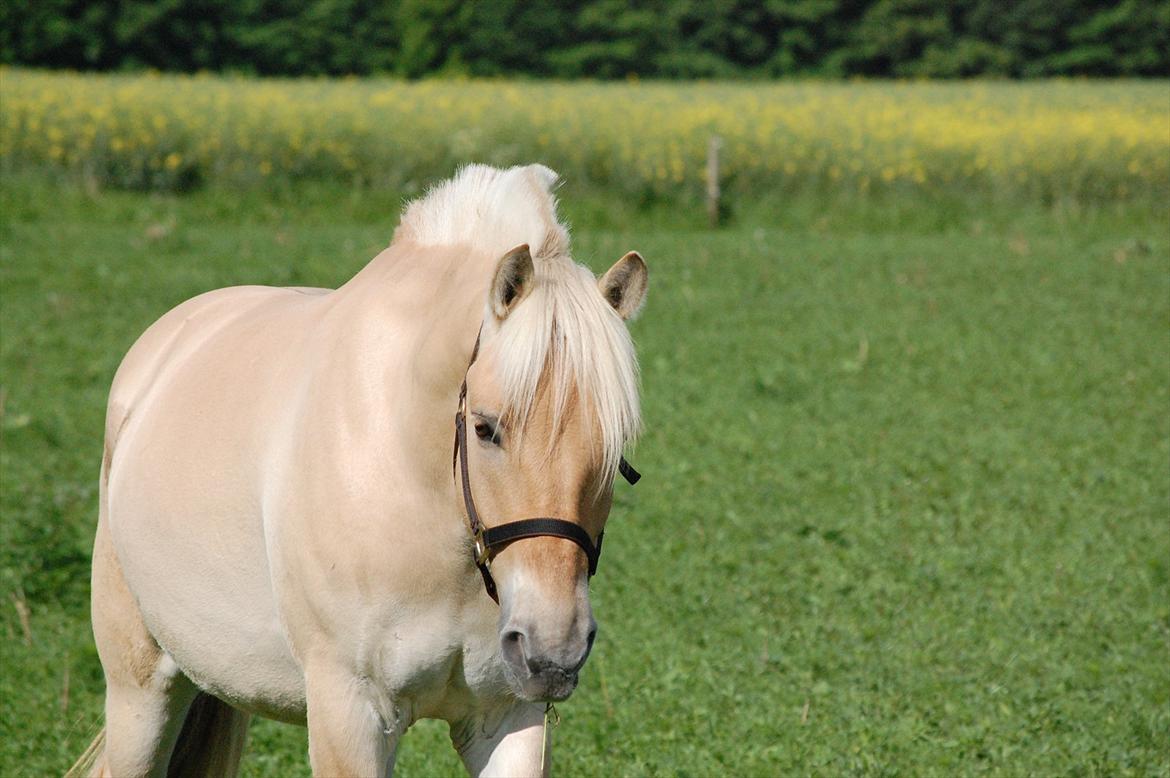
[107,285,328,424]
[103,284,327,721]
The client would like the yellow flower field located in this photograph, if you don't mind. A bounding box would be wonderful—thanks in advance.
[1,68,1166,202]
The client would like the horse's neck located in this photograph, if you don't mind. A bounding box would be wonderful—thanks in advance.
[337,239,488,375]
[268,242,501,691]
[318,240,489,503]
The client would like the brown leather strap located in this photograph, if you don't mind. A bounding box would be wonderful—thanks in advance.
[482,518,601,576]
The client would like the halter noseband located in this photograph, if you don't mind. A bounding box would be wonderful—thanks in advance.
[453,331,640,603]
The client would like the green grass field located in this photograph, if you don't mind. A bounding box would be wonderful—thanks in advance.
[1,168,1168,775]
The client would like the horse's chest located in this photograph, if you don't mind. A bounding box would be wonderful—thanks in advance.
[364,609,508,723]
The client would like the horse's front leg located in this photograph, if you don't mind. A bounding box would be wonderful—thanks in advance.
[305,662,401,777]
[454,702,549,778]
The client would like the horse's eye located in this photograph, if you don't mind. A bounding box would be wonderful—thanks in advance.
[474,420,500,445]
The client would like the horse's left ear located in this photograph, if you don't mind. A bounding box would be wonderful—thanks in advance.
[599,251,648,320]
[489,244,534,321]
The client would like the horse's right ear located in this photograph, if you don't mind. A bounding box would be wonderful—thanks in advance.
[489,244,534,321]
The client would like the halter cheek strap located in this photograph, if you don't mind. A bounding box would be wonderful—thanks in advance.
[453,330,639,604]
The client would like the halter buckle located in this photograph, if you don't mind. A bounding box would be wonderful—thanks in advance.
[473,527,491,567]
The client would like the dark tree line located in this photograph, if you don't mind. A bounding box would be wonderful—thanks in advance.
[3,0,1167,78]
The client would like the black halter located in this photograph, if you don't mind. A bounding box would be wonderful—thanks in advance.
[453,331,640,603]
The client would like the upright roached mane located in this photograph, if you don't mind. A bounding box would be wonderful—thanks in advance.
[397,164,642,483]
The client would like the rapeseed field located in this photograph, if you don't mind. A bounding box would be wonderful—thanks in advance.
[2,69,1166,203]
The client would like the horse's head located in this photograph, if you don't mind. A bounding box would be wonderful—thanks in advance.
[460,243,647,702]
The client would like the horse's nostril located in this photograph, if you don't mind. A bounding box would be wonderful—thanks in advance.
[501,628,527,667]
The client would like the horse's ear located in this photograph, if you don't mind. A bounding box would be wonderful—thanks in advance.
[599,251,648,320]
[489,244,535,320]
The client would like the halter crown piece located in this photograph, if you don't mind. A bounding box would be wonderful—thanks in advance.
[453,330,640,603]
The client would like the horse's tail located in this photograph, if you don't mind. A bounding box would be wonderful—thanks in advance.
[64,728,106,778]
[63,694,249,778]
[166,692,251,778]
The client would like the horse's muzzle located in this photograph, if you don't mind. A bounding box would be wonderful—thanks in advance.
[500,623,596,702]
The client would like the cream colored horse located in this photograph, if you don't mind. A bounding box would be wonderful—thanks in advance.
[73,164,648,777]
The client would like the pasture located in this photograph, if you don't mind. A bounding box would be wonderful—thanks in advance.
[1,76,1168,776]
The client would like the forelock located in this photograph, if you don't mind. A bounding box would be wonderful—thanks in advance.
[490,259,641,486]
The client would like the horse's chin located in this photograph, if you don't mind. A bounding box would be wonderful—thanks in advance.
[502,661,579,703]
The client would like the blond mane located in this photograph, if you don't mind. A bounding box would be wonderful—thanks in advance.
[398,164,641,483]
[395,163,570,260]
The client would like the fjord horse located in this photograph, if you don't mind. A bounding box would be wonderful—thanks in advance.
[74,164,647,776]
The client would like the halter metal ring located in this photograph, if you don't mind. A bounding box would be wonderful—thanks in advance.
[473,528,491,567]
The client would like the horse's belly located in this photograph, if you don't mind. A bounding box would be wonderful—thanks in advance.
[104,287,315,722]
[108,447,307,721]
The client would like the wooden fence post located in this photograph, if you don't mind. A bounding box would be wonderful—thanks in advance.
[706,135,722,228]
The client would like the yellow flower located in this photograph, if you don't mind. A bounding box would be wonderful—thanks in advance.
[0,70,1163,202]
